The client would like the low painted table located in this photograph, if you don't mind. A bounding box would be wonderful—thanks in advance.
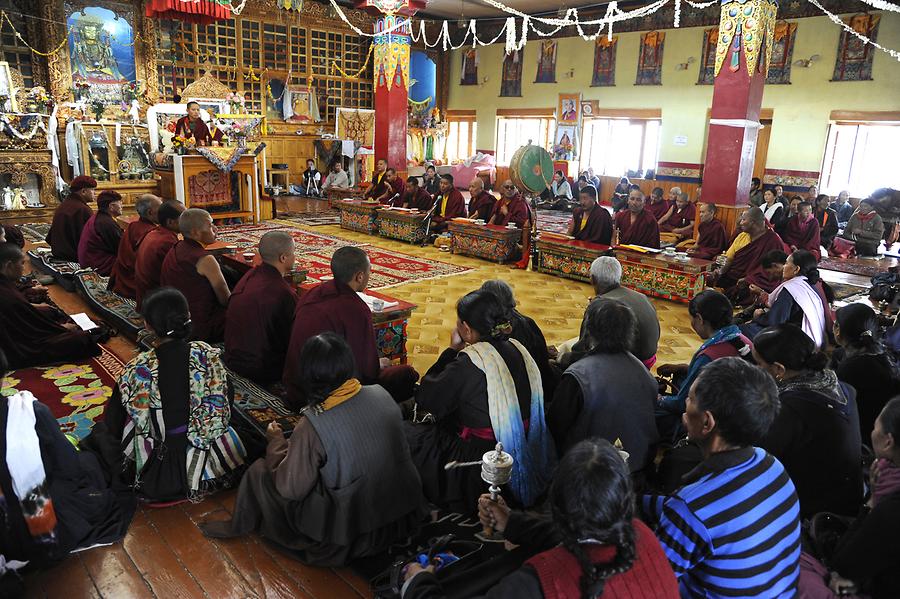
[298,283,416,364]
[326,186,367,209]
[378,208,428,244]
[339,200,379,234]
[535,236,612,282]
[614,248,714,303]
[448,221,522,264]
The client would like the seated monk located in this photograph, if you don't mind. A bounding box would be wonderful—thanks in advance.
[431,174,466,233]
[0,243,100,369]
[1,224,23,248]
[566,184,612,245]
[46,175,96,262]
[283,246,419,403]
[77,190,124,276]
[224,231,298,385]
[743,249,789,303]
[467,177,496,221]
[659,190,696,238]
[160,208,229,343]
[716,207,788,292]
[109,193,161,299]
[687,203,728,259]
[781,200,822,260]
[363,158,388,199]
[134,200,185,308]
[376,168,406,204]
[647,186,671,221]
[615,188,661,248]
[173,101,213,146]
[489,179,531,228]
[402,176,433,210]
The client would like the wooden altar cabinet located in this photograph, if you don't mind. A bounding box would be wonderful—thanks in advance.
[378,208,427,244]
[535,235,612,282]
[449,221,522,264]
[170,153,261,223]
[339,199,379,234]
[327,186,367,209]
[613,248,714,304]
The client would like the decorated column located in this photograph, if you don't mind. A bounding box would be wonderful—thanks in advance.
[373,15,411,176]
[701,0,777,233]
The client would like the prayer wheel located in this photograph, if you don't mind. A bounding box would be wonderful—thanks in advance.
[508,144,554,196]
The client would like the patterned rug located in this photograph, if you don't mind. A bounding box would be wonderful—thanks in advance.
[830,281,869,301]
[75,271,144,339]
[820,256,899,279]
[20,222,50,244]
[275,213,342,227]
[535,209,572,235]
[1,345,125,440]
[215,221,360,255]
[27,249,83,291]
[230,373,300,443]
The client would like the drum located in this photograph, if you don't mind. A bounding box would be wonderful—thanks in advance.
[508,144,554,195]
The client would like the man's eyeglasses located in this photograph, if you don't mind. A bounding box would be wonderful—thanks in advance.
[503,185,515,189]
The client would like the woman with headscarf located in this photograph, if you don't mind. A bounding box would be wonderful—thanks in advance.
[405,290,556,513]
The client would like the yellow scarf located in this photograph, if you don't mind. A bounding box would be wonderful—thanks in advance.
[318,378,362,412]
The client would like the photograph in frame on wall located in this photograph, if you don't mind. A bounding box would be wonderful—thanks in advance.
[0,61,17,112]
[558,93,580,125]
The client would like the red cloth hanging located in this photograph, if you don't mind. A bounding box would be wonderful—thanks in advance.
[146,0,232,25]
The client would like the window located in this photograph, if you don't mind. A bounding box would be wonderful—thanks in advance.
[821,122,900,197]
[446,113,477,161]
[495,116,556,165]
[580,118,661,177]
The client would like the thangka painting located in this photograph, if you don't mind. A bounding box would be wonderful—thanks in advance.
[535,40,557,83]
[591,36,617,87]
[767,21,798,84]
[697,27,718,85]
[636,31,665,85]
[832,13,880,82]
[500,50,522,97]
[461,49,478,85]
[67,6,136,104]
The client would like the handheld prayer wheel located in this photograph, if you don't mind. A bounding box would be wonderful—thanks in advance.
[481,443,513,537]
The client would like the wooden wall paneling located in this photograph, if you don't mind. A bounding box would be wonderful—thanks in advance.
[752,119,772,182]
[597,175,700,205]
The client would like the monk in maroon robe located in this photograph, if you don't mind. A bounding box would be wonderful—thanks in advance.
[647,187,670,221]
[781,201,822,260]
[109,194,161,299]
[0,243,99,369]
[717,207,789,292]
[490,179,531,228]
[659,191,696,236]
[688,203,728,259]
[134,201,184,309]
[567,184,612,245]
[77,190,124,276]
[1,225,23,248]
[401,177,433,211]
[432,174,466,233]
[159,208,229,343]
[173,102,213,146]
[283,246,418,404]
[467,178,496,221]
[377,169,406,204]
[364,159,389,199]
[46,175,96,261]
[225,231,298,384]
[615,189,660,248]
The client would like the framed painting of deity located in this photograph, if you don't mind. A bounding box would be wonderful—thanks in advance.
[558,93,580,125]
[697,28,718,85]
[591,36,617,87]
[535,40,557,83]
[461,49,478,85]
[767,21,798,84]
[636,31,665,85]
[67,6,136,104]
[0,62,17,112]
[500,51,522,97]
[832,14,880,82]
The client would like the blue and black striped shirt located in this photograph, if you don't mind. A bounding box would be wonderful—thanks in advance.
[642,446,801,598]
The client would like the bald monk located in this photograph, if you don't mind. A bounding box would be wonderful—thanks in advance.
[283,246,418,403]
[224,231,298,384]
[160,208,229,343]
[717,207,788,292]
[0,243,100,369]
[401,176,433,210]
[134,200,185,308]
[688,203,728,259]
[647,187,670,221]
[467,177,496,221]
[377,168,406,205]
[614,188,660,248]
[77,190,123,275]
[109,193,161,299]
[1,225,23,248]
[659,190,696,237]
[489,179,530,228]
[46,175,96,261]
[781,200,822,260]
[431,174,466,233]
[567,184,612,245]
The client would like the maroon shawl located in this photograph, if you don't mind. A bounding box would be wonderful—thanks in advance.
[615,209,661,248]
[782,215,822,259]
[648,199,671,220]
[690,218,728,259]
[572,205,612,245]
[729,229,788,281]
[660,203,696,232]
[491,195,530,228]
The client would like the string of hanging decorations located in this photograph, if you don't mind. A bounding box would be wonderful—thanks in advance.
[809,0,900,60]
[0,12,72,57]
[331,43,374,79]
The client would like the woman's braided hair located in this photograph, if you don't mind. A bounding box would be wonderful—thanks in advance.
[549,438,636,598]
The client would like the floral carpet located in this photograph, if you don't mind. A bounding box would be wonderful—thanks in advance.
[215,222,360,255]
[1,345,125,440]
[535,209,572,235]
[820,256,899,279]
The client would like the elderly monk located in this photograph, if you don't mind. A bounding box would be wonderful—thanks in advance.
[567,184,612,245]
[0,243,100,369]
[400,176,432,210]
[134,200,184,308]
[717,207,788,292]
[160,208,229,343]
[688,203,728,259]
[467,177,496,221]
[489,179,530,228]
[660,189,696,237]
[77,190,123,275]
[283,246,418,403]
[224,231,298,384]
[431,174,466,233]
[782,200,822,260]
[46,175,96,261]
[364,159,389,199]
[615,188,660,248]
[377,168,406,204]
[647,187,671,221]
[108,194,161,298]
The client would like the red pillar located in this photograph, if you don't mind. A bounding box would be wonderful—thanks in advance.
[374,16,410,177]
[701,0,777,233]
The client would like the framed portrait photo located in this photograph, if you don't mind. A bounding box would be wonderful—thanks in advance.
[558,93,580,125]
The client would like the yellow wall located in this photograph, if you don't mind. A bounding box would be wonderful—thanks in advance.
[447,14,900,172]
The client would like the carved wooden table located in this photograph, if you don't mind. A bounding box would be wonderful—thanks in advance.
[614,248,714,303]
[535,235,612,282]
[448,220,522,263]
[377,208,428,244]
[339,199,379,234]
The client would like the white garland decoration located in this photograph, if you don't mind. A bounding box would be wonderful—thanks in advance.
[809,0,900,62]
[0,113,48,140]
[853,0,900,14]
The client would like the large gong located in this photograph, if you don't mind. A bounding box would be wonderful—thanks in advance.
[508,144,554,195]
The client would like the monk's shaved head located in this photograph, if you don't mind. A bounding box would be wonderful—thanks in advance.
[179,208,213,239]
[0,242,23,267]
[259,230,294,264]
[331,246,370,285]
[135,194,162,222]
[745,207,765,224]
[158,200,185,231]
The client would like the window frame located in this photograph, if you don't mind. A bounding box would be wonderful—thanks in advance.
[445,110,478,162]
[494,109,556,166]
[820,119,900,197]
[580,115,662,177]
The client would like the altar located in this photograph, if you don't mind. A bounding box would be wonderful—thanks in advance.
[169,153,262,223]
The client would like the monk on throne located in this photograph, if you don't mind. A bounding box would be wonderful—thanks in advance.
[174,101,217,147]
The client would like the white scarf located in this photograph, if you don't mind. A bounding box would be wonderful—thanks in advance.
[768,276,827,348]
[6,391,46,502]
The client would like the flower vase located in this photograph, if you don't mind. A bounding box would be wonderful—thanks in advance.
[236,136,247,150]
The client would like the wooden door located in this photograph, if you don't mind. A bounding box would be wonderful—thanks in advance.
[752,119,772,181]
